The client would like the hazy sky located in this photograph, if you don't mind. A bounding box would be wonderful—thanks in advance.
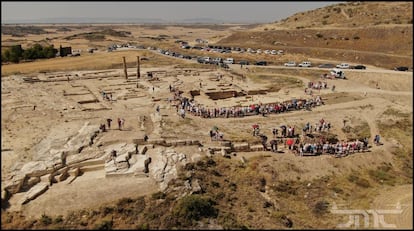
[2,1,341,23]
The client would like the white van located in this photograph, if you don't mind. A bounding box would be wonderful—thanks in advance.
[336,63,350,69]
[298,61,312,67]
[223,58,234,64]
[330,68,346,79]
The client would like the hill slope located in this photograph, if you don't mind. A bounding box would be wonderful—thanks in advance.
[216,1,413,69]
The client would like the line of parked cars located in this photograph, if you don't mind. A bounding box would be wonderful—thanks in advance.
[155,45,412,72]
[324,63,366,69]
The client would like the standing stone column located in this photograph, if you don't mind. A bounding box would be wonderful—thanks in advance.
[137,56,140,79]
[123,56,128,79]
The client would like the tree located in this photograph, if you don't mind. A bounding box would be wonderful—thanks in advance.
[2,43,58,63]
[32,43,45,58]
[43,45,57,58]
[9,45,24,63]
[2,49,11,62]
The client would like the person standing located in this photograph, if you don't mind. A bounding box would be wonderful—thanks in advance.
[107,118,112,129]
[270,139,278,153]
[261,135,268,151]
[272,128,278,139]
[117,118,122,130]
[374,134,380,145]
[121,118,125,129]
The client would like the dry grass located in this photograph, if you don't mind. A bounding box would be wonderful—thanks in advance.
[1,50,187,76]
[270,2,413,29]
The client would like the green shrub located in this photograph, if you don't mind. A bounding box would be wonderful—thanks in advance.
[313,200,330,215]
[152,191,166,200]
[117,197,133,206]
[54,215,64,224]
[218,212,248,229]
[94,219,113,230]
[101,206,114,216]
[40,214,52,225]
[273,181,297,195]
[173,195,218,224]
[332,186,343,193]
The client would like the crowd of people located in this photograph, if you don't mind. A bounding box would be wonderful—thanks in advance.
[169,88,324,119]
[292,138,370,157]
[304,80,329,95]
[249,117,371,158]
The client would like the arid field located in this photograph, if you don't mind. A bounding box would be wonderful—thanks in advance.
[1,2,412,229]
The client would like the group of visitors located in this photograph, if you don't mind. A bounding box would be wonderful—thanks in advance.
[302,118,331,134]
[99,117,125,132]
[249,117,373,158]
[304,81,329,95]
[169,88,324,119]
[295,138,370,157]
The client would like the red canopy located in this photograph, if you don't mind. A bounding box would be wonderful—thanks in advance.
[286,139,294,146]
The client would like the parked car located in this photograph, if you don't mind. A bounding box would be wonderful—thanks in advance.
[352,65,366,70]
[197,57,205,64]
[394,66,409,71]
[336,63,350,69]
[223,57,234,64]
[298,61,312,67]
[255,61,267,66]
[239,60,250,65]
[284,61,296,67]
[318,63,335,68]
